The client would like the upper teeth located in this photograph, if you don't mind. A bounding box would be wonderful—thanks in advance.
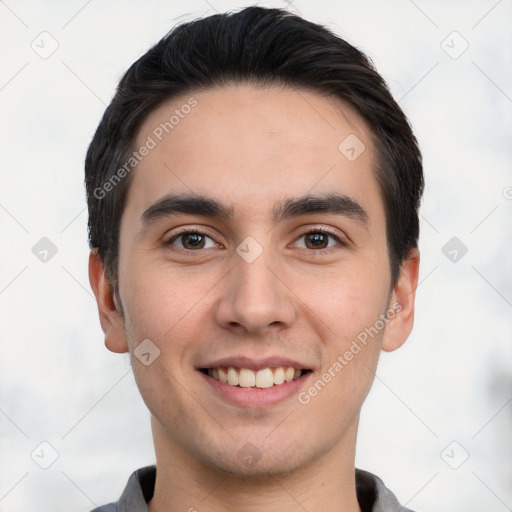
[208,367,302,388]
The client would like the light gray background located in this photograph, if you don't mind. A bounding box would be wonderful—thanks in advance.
[0,0,511,510]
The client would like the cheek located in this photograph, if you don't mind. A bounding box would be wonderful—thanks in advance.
[302,265,390,340]
[298,266,389,404]
[119,258,219,356]
[121,277,177,345]
[298,276,386,418]
[119,264,209,413]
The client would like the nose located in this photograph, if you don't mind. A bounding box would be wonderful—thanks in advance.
[214,246,297,335]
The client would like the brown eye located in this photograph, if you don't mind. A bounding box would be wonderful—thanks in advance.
[296,231,342,250]
[304,232,329,249]
[167,231,217,250]
[181,233,206,249]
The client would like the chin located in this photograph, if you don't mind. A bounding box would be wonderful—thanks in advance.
[205,452,308,480]
[193,435,318,480]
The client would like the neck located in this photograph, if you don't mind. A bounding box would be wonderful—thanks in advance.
[148,417,361,512]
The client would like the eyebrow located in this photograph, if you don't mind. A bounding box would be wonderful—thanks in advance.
[140,192,368,227]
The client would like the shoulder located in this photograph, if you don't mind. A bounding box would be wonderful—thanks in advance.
[89,504,118,512]
[88,466,157,512]
[356,468,416,512]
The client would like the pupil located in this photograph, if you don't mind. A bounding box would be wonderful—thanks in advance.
[306,233,327,249]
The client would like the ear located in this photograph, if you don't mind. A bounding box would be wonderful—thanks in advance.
[88,250,128,353]
[381,248,420,353]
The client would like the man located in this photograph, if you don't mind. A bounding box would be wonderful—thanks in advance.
[86,6,423,511]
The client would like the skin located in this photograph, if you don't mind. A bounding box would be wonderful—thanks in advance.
[89,84,419,512]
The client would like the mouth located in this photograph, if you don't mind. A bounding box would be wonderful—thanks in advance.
[199,366,312,389]
[197,356,314,407]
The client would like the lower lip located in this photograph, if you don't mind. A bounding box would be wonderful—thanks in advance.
[199,371,311,408]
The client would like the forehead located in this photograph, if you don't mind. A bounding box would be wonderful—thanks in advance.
[125,84,383,227]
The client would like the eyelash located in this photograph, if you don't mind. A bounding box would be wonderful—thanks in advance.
[164,226,346,254]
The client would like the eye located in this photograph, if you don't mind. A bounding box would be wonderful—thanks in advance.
[166,231,218,250]
[294,229,344,250]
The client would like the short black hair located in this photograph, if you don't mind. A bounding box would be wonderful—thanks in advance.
[85,6,423,291]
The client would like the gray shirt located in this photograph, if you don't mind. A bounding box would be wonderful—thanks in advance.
[90,465,415,512]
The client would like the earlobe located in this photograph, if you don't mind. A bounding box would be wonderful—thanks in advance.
[88,250,129,354]
[381,248,420,353]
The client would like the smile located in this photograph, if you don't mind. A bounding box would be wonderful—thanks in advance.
[201,366,311,389]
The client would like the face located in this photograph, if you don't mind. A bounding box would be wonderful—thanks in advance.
[90,84,418,478]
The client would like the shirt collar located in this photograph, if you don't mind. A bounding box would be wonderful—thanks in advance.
[112,465,413,512]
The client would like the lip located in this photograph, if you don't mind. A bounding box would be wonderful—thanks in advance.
[199,369,313,408]
[197,355,311,372]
